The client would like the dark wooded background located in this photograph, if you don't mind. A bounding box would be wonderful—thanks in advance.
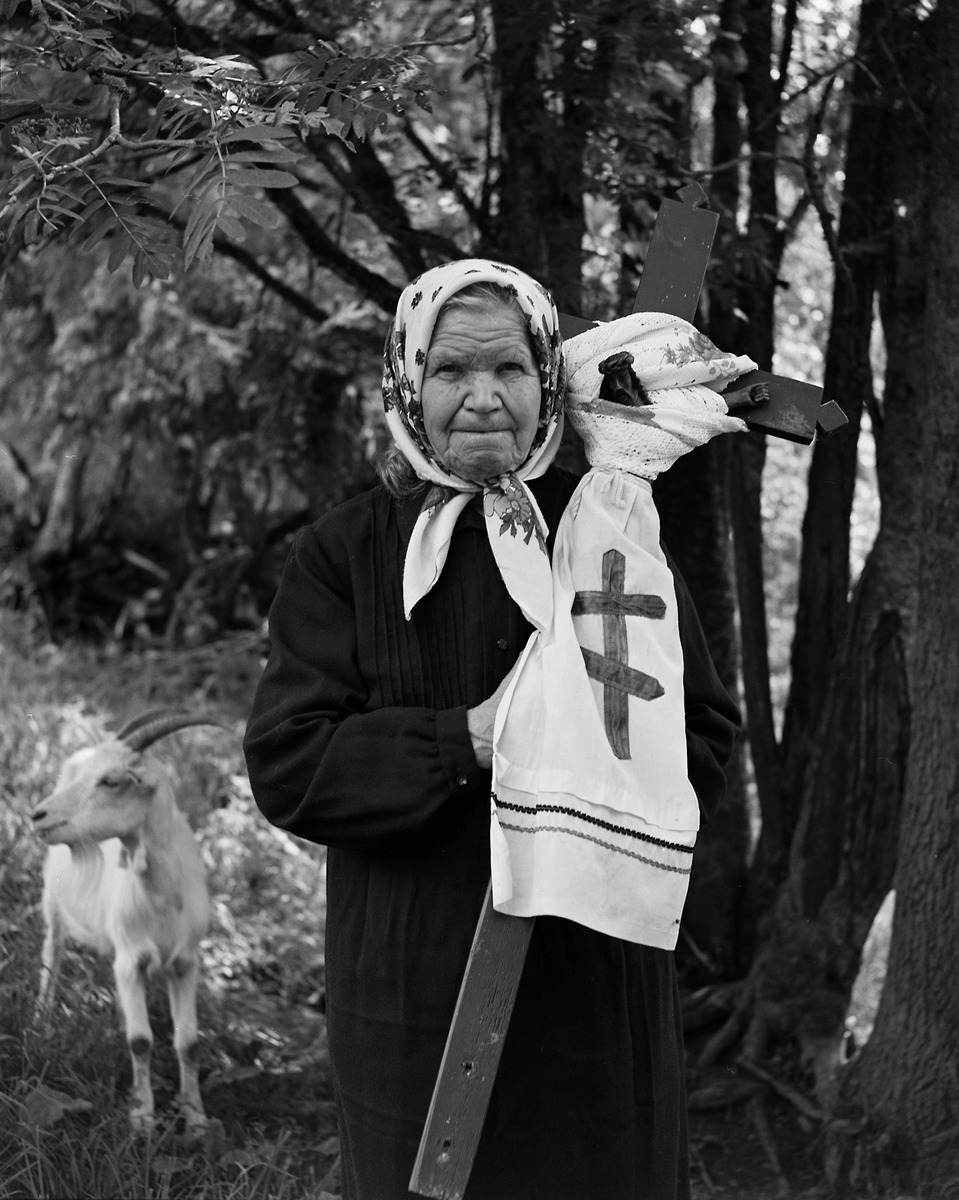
[2,1,957,1191]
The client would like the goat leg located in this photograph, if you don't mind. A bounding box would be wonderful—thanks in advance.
[166,954,208,1133]
[114,950,156,1132]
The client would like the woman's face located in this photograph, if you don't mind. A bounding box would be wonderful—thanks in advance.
[421,304,542,482]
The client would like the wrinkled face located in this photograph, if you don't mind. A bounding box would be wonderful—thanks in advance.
[421,304,543,482]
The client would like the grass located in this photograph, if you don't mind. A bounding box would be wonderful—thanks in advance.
[0,605,900,1200]
[0,610,340,1200]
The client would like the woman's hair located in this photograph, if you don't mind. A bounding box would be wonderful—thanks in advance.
[441,279,526,320]
[377,444,428,501]
[377,280,534,501]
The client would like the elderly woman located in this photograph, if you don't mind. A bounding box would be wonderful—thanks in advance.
[244,260,741,1200]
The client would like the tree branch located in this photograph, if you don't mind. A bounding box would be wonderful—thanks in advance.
[161,204,330,323]
[0,91,127,224]
[402,117,490,240]
[307,136,433,280]
[776,0,800,106]
[265,184,402,312]
[58,90,120,169]
[802,79,850,284]
[782,190,812,242]
[306,138,463,266]
[119,2,324,59]
[212,237,330,324]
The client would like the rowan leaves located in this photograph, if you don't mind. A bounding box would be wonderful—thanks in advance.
[0,1,432,283]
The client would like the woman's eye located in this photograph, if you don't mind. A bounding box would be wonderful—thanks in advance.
[434,362,461,378]
[498,361,525,374]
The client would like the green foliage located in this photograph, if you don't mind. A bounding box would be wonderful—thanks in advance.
[0,245,383,641]
[0,608,339,1198]
[0,0,877,651]
[0,3,447,643]
[0,0,431,283]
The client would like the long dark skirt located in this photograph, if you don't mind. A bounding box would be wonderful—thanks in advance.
[324,837,690,1200]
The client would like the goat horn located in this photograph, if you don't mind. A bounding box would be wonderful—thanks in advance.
[120,711,228,753]
[114,707,189,742]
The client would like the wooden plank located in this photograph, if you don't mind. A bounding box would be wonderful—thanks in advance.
[408,886,535,1199]
[631,182,718,322]
[557,312,598,339]
[559,184,711,338]
[728,369,847,445]
[730,369,824,445]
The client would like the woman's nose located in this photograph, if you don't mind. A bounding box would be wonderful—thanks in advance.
[464,372,501,410]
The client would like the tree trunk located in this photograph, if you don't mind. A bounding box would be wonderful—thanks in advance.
[30,436,89,565]
[655,443,751,980]
[648,0,753,980]
[839,1,959,1185]
[772,0,904,885]
[489,0,612,311]
[740,556,911,1076]
[723,0,792,902]
[728,0,929,1086]
[671,0,790,974]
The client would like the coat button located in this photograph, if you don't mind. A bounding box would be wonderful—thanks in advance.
[456,773,469,787]
[496,638,508,650]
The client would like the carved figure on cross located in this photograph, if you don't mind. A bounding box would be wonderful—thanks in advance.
[572,547,666,759]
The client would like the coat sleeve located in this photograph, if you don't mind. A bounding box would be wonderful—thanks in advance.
[670,560,742,822]
[243,521,488,851]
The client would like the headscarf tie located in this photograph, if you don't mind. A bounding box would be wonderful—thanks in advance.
[382,259,565,631]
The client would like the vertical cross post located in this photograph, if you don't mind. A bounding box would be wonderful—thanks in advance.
[409,184,845,1200]
[408,886,533,1197]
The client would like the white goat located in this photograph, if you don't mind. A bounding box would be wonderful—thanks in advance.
[31,710,220,1134]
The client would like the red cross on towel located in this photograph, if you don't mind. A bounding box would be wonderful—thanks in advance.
[573,549,666,759]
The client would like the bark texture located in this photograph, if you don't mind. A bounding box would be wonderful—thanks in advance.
[489,0,604,311]
[708,0,929,1083]
[842,1,959,1185]
[773,0,898,882]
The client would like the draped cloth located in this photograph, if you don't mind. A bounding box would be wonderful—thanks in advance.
[382,259,565,633]
[491,312,756,949]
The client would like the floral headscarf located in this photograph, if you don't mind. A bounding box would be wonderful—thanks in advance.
[382,259,565,630]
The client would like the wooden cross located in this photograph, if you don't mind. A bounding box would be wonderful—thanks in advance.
[408,183,846,1199]
[558,183,846,442]
[573,548,666,759]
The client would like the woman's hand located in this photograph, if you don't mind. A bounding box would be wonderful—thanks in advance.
[466,663,519,770]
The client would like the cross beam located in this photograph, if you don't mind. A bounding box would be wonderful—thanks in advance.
[409,184,846,1200]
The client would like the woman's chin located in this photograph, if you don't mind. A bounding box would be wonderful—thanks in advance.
[443,442,526,482]
[453,459,514,483]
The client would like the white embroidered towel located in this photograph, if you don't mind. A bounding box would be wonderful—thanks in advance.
[490,312,755,949]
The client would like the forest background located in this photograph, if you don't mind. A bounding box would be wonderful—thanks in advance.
[1,0,958,1197]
